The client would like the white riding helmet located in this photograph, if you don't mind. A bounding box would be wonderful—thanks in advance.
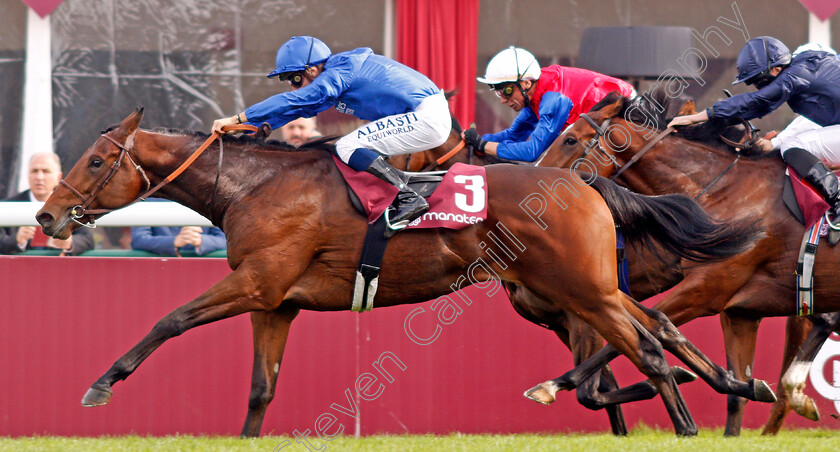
[477,47,541,85]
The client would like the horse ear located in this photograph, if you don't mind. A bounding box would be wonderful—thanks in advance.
[678,100,696,116]
[597,96,626,120]
[118,107,144,137]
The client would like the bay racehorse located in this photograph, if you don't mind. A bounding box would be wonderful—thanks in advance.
[37,108,774,437]
[533,89,840,435]
[408,103,699,436]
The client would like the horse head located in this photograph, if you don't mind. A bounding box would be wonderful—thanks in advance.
[538,91,628,177]
[38,108,148,239]
[539,89,752,192]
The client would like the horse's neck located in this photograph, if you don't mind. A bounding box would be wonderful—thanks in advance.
[618,126,783,200]
[133,131,325,226]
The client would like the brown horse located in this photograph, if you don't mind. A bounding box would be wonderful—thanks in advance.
[391,117,683,436]
[36,108,773,437]
[532,90,840,435]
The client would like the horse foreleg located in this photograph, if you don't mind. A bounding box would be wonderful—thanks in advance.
[241,305,300,438]
[533,345,623,394]
[631,301,776,404]
[776,313,840,425]
[81,265,281,408]
[720,313,760,436]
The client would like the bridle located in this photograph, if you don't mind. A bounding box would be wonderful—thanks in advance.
[578,111,748,200]
[577,113,674,181]
[576,114,619,172]
[59,123,257,228]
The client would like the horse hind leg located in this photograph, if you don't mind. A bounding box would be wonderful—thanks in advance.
[632,301,776,404]
[241,305,300,438]
[580,298,698,435]
[762,315,813,434]
[777,313,839,426]
[624,311,697,436]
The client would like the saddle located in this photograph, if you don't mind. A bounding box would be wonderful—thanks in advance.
[345,171,444,218]
[783,166,837,242]
[332,158,488,312]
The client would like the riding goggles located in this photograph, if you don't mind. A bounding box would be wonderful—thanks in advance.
[744,71,774,89]
[277,71,305,87]
[490,83,516,99]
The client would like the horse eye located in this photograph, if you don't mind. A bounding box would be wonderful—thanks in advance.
[563,137,578,146]
[90,158,104,169]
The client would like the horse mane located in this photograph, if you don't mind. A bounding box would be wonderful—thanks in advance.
[591,86,774,159]
[146,127,339,154]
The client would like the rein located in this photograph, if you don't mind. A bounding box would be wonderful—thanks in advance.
[582,112,746,200]
[610,126,674,181]
[421,139,466,172]
[61,123,257,228]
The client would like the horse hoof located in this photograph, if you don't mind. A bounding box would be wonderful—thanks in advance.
[796,396,820,421]
[671,366,698,385]
[523,383,557,405]
[81,386,113,407]
[752,379,777,403]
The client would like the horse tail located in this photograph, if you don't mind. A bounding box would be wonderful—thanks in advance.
[587,176,762,262]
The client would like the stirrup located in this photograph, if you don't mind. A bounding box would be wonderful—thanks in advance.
[384,207,410,231]
[826,211,840,231]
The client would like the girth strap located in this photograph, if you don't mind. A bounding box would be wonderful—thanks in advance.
[796,217,823,316]
[351,216,390,312]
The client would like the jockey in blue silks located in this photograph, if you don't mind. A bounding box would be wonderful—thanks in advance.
[213,36,451,231]
[669,36,840,219]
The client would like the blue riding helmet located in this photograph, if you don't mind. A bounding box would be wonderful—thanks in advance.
[267,36,331,78]
[732,36,791,85]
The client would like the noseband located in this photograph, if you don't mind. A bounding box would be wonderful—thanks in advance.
[576,114,619,172]
[58,124,257,228]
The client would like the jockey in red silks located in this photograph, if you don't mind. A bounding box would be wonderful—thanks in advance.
[464,46,635,163]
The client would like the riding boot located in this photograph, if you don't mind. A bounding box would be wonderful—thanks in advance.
[785,147,840,218]
[804,162,840,219]
[365,156,429,230]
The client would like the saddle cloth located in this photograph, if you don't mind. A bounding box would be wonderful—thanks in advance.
[787,166,830,230]
[333,156,487,230]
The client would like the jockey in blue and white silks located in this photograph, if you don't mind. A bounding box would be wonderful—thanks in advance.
[669,37,840,219]
[213,36,452,230]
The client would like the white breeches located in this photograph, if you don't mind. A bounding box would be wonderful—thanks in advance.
[774,116,840,167]
[335,92,452,163]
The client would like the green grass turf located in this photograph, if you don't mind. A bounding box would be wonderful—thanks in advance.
[1,428,838,451]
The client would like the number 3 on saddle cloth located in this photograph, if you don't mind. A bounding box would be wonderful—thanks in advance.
[332,156,488,312]
[784,166,836,316]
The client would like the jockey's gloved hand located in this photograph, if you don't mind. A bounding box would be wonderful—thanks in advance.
[463,127,487,156]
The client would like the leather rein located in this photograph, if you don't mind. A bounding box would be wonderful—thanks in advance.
[59,123,257,228]
[578,113,747,199]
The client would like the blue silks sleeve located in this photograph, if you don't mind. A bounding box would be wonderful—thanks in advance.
[486,92,572,162]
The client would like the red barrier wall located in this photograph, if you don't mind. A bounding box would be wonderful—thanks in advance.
[1,256,838,437]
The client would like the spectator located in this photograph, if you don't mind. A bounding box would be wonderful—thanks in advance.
[280,116,321,146]
[130,199,226,256]
[0,152,94,255]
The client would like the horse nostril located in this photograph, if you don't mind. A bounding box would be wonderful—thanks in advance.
[37,212,54,228]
